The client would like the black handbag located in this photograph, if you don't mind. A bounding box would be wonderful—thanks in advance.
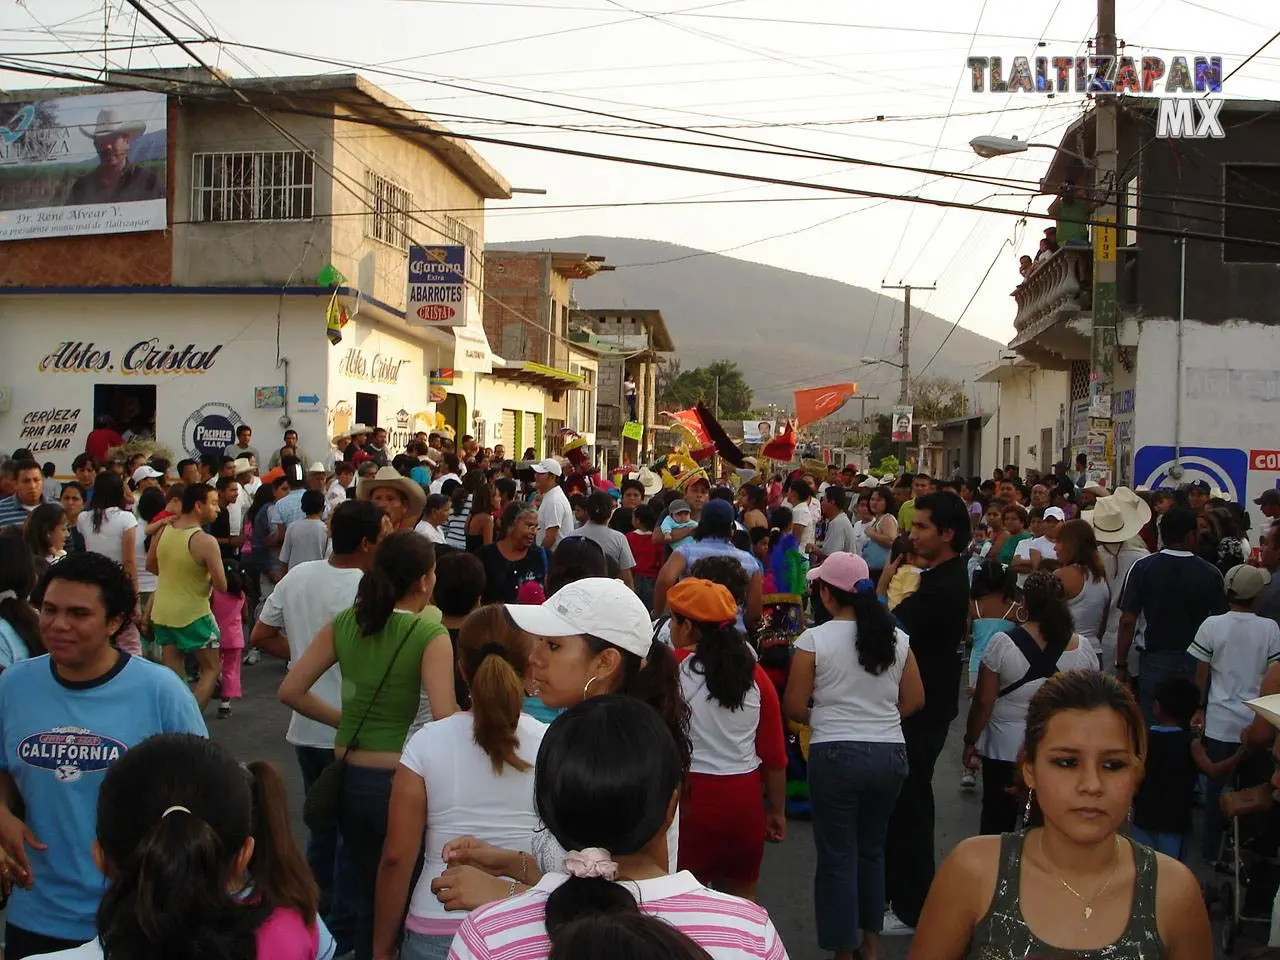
[302,619,417,833]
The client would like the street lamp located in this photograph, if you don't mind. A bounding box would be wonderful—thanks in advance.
[509,187,548,195]
[968,135,1091,164]
[860,355,903,369]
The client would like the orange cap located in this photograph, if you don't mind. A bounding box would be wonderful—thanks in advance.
[667,578,738,625]
[261,467,286,483]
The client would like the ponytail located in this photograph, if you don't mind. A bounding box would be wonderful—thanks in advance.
[97,806,261,960]
[245,760,318,925]
[821,581,898,675]
[0,534,42,657]
[545,879,639,939]
[585,637,692,775]
[459,606,535,774]
[354,531,435,635]
[688,623,754,711]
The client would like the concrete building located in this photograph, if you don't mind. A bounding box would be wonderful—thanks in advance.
[989,99,1280,504]
[1,70,513,469]
[570,309,674,469]
[482,250,610,460]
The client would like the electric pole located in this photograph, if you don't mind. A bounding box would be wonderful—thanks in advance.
[1090,0,1119,487]
[881,283,936,467]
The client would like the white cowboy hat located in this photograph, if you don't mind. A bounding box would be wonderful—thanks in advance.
[80,109,146,140]
[357,466,427,515]
[349,423,372,436]
[858,475,881,489]
[307,462,327,474]
[631,466,663,497]
[1246,693,1280,732]
[331,429,352,445]
[231,458,255,476]
[1083,486,1151,544]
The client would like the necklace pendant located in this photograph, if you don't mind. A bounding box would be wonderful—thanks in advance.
[1084,906,1093,921]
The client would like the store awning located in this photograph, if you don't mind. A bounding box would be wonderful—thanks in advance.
[490,361,584,392]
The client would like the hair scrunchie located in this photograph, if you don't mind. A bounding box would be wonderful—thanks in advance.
[564,847,618,880]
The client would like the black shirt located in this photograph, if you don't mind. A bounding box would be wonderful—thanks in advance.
[1132,727,1197,834]
[892,553,970,724]
[477,543,547,604]
[65,163,164,205]
[1119,549,1228,654]
[205,512,239,562]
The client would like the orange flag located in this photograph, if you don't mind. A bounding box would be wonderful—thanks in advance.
[793,383,856,427]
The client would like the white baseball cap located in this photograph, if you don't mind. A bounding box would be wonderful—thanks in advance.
[531,458,563,477]
[307,461,327,474]
[506,578,653,658]
[131,465,163,484]
[1043,506,1066,521]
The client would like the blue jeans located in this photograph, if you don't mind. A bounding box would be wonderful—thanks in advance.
[1128,825,1188,861]
[295,746,356,954]
[1136,649,1195,725]
[1200,736,1239,861]
[400,931,454,960]
[338,764,396,960]
[809,740,909,952]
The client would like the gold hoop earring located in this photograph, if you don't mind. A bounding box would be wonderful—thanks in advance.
[1015,604,1029,624]
[582,676,599,700]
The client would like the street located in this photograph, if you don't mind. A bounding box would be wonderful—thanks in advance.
[215,658,1243,959]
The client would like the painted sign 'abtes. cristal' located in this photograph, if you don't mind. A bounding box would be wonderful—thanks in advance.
[39,338,223,375]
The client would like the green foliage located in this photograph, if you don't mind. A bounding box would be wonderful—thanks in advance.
[658,359,753,419]
[872,455,900,478]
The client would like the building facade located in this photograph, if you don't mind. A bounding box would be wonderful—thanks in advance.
[1,70,510,470]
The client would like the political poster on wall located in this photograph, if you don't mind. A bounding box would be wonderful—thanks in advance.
[891,405,914,442]
[0,91,167,241]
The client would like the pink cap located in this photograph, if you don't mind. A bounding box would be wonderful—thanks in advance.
[806,551,871,592]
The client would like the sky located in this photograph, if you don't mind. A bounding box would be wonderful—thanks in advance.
[2,0,1275,371]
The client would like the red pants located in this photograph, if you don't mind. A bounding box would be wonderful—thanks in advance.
[678,771,765,885]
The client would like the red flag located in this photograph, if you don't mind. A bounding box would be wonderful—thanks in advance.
[660,409,710,448]
[794,383,856,427]
[762,421,797,462]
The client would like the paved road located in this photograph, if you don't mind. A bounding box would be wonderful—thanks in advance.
[214,659,1245,959]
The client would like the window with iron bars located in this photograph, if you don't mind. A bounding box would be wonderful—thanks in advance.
[440,213,481,284]
[366,170,413,248]
[191,151,314,222]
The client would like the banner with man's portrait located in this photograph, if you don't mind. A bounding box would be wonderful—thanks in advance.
[0,91,167,241]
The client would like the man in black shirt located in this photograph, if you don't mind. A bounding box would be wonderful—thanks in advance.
[207,476,244,562]
[884,491,971,931]
[1118,505,1227,722]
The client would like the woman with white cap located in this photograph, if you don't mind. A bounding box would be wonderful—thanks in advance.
[1084,488,1152,673]
[431,578,690,909]
[783,552,923,960]
[447,695,787,960]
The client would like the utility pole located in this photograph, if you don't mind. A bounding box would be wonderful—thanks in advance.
[1089,0,1119,487]
[881,283,935,467]
[855,394,880,471]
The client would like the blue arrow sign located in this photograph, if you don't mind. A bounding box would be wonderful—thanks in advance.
[297,393,320,405]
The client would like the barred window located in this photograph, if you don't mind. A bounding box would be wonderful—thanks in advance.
[191,151,314,222]
[366,170,413,248]
[440,213,481,283]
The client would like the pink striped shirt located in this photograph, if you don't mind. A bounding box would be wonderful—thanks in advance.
[447,870,788,960]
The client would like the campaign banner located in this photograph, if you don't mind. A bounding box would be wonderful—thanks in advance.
[794,383,856,427]
[407,244,467,327]
[891,405,914,443]
[0,91,167,241]
[742,420,776,444]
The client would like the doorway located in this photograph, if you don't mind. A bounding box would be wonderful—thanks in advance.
[94,384,156,440]
[355,392,378,429]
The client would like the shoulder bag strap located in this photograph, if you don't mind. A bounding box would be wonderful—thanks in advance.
[344,614,419,751]
[998,626,1066,698]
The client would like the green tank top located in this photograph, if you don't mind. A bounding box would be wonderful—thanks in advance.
[967,831,1165,960]
[151,525,211,628]
[332,608,444,752]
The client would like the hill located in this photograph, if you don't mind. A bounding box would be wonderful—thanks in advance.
[491,236,1006,409]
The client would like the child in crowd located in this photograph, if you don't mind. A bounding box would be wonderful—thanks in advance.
[279,489,329,573]
[627,504,665,611]
[570,494,590,529]
[883,534,923,610]
[660,498,699,542]
[750,527,771,569]
[967,521,991,582]
[212,561,246,719]
[1130,677,1245,861]
[961,560,1021,792]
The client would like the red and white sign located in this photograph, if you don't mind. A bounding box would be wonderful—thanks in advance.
[1252,450,1280,471]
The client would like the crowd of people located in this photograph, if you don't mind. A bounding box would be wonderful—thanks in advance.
[6,421,1280,959]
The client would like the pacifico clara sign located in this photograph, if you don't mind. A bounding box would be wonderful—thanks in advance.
[39,338,223,375]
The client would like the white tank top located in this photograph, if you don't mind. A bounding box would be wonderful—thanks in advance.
[1067,570,1111,654]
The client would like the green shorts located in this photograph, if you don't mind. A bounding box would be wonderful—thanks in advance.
[152,615,221,654]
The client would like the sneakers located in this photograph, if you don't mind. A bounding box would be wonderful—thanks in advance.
[881,910,915,936]
[243,647,261,666]
[217,700,232,719]
[960,771,977,791]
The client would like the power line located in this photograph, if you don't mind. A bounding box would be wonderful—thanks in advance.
[911,238,1013,383]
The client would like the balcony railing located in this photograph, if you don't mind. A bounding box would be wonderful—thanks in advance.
[1012,246,1089,332]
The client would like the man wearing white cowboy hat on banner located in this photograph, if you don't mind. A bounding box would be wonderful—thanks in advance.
[357,465,427,532]
[1083,487,1152,673]
[65,109,164,206]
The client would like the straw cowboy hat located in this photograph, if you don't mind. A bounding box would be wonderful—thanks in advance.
[1083,486,1151,544]
[630,466,663,497]
[1247,693,1280,732]
[80,109,146,140]
[357,466,426,515]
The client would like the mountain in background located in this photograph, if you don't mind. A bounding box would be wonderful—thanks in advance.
[490,236,1007,409]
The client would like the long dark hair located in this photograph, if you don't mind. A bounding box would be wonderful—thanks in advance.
[767,505,793,553]
[971,558,1017,602]
[95,734,270,960]
[246,483,276,526]
[538,696,683,943]
[549,913,715,960]
[821,579,899,675]
[24,502,66,557]
[684,619,754,711]
[0,532,42,657]
[89,470,127,534]
[1022,570,1074,656]
[546,538,608,597]
[581,634,691,774]
[243,760,319,926]
[1056,519,1105,581]
[354,531,436,635]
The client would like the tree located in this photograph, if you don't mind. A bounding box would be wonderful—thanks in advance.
[906,376,968,422]
[658,359,753,419]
